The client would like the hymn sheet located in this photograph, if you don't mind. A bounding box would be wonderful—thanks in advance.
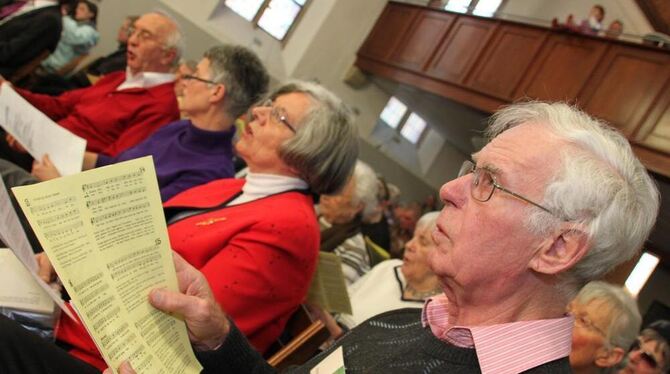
[0,84,86,176]
[12,157,202,374]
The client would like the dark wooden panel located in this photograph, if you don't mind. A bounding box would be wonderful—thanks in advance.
[635,80,670,155]
[466,24,547,100]
[581,46,670,137]
[517,34,607,102]
[358,5,418,61]
[424,17,496,85]
[389,11,456,71]
[357,56,506,113]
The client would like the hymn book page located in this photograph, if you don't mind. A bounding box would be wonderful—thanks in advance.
[12,156,202,374]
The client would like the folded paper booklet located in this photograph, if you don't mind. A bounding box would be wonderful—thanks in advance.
[0,84,86,176]
[0,177,72,318]
[12,156,202,374]
[307,252,352,315]
[0,248,54,314]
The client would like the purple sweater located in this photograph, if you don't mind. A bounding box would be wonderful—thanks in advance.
[96,119,235,201]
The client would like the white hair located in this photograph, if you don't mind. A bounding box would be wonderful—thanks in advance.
[573,281,641,351]
[351,161,380,223]
[416,211,440,232]
[487,102,660,287]
[149,10,184,68]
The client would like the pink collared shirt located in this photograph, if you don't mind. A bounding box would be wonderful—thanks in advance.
[422,294,574,374]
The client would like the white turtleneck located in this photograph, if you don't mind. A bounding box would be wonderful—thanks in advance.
[228,172,308,206]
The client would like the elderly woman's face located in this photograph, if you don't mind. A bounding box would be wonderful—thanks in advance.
[401,223,436,282]
[236,92,312,174]
[568,300,620,371]
[620,338,666,374]
[320,176,362,225]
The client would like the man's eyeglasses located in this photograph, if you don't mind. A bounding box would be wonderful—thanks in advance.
[182,74,219,86]
[629,339,659,369]
[458,160,562,219]
[127,26,157,43]
[256,99,296,133]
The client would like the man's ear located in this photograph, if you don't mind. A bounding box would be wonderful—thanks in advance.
[594,347,625,369]
[162,49,177,69]
[530,223,590,275]
[210,84,226,104]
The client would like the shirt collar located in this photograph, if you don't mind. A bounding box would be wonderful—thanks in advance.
[116,68,175,91]
[228,172,308,206]
[421,294,574,374]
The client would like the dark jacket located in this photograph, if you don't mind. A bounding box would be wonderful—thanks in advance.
[0,4,62,77]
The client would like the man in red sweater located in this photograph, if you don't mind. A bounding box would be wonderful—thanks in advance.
[0,11,181,170]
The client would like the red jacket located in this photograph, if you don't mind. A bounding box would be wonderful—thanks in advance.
[16,71,179,156]
[56,178,320,370]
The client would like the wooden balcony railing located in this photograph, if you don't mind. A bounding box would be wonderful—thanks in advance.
[356,1,670,177]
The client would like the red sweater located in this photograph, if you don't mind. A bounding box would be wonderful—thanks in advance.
[56,179,320,370]
[16,71,179,156]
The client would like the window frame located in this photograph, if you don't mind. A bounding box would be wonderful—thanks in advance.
[225,0,311,44]
[442,0,507,17]
[379,96,429,147]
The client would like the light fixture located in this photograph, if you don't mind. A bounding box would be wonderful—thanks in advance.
[624,252,660,297]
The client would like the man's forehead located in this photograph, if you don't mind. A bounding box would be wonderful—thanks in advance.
[474,123,562,175]
[137,13,173,32]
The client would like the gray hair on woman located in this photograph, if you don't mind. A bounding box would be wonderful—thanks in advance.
[271,81,358,195]
[416,211,440,232]
[351,161,380,223]
[204,45,269,118]
[574,281,641,352]
[487,102,660,289]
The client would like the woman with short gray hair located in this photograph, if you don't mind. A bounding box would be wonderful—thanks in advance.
[43,80,358,367]
[159,80,358,354]
[271,81,358,195]
[568,281,641,373]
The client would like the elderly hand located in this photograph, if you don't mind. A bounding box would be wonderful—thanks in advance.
[150,251,230,351]
[36,252,57,284]
[103,361,135,374]
[31,155,62,181]
[104,253,229,373]
[5,134,27,153]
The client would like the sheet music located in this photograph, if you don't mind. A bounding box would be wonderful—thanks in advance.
[307,252,352,315]
[12,157,202,374]
[0,84,86,176]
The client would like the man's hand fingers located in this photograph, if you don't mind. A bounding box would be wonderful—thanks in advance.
[35,253,55,283]
[118,361,136,374]
[149,288,204,318]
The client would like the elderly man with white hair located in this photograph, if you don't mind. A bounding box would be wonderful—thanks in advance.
[318,160,381,285]
[0,11,184,170]
[0,101,660,374]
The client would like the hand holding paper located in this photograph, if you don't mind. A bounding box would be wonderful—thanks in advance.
[148,252,230,351]
[12,157,201,374]
[32,154,62,181]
